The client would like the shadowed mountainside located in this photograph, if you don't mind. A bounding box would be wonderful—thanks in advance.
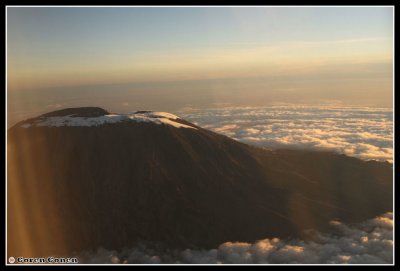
[7,107,392,257]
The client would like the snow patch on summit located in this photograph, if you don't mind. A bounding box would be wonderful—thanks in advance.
[20,111,196,129]
[148,112,179,120]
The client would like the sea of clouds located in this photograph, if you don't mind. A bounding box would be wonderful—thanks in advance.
[178,105,393,163]
[78,212,393,264]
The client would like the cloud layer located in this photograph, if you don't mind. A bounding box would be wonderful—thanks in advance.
[77,212,393,264]
[179,106,393,163]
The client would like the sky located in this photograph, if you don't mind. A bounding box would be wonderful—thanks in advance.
[6,6,394,124]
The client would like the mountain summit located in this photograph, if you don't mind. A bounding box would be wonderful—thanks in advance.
[17,107,197,129]
[7,107,393,257]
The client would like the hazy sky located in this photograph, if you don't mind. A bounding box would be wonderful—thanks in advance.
[6,6,394,124]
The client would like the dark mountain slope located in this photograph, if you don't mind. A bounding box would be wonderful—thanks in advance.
[7,107,392,257]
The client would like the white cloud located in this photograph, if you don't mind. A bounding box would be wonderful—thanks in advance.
[178,106,393,163]
[77,212,393,264]
[213,124,239,137]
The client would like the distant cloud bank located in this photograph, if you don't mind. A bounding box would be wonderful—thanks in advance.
[78,212,393,264]
[179,106,393,163]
